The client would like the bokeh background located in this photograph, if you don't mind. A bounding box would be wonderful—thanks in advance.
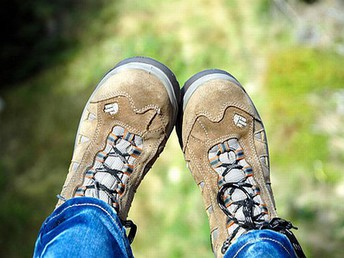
[1,0,344,257]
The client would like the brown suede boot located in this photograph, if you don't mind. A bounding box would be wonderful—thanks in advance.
[56,57,180,242]
[177,69,305,257]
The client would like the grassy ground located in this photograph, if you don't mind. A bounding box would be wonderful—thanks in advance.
[1,0,344,257]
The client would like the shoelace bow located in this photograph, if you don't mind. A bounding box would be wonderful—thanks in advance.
[217,167,267,254]
[217,162,306,257]
[260,218,306,258]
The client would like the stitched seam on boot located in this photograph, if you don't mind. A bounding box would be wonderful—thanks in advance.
[246,121,276,217]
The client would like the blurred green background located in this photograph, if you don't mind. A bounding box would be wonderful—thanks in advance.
[1,0,344,257]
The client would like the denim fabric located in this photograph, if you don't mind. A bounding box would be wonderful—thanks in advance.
[224,229,297,258]
[34,197,296,258]
[33,197,133,258]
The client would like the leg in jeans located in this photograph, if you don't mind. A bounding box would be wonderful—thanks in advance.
[33,57,180,257]
[177,69,305,257]
[224,230,297,258]
[34,197,133,258]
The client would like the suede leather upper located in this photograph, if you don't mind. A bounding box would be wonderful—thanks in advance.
[181,78,277,257]
[57,68,175,221]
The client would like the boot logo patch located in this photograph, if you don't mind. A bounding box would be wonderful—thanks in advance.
[233,114,247,128]
[104,103,119,115]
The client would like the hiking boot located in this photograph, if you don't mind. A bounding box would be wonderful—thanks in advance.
[177,70,304,257]
[56,57,180,242]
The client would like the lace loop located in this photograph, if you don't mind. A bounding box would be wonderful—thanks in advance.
[121,219,137,244]
[211,139,305,257]
[260,218,306,258]
[209,139,270,254]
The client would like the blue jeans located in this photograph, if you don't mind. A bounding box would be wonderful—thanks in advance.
[33,197,297,258]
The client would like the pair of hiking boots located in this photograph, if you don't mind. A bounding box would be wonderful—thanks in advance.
[56,57,304,257]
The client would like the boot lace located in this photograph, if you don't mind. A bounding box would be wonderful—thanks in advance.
[209,139,269,253]
[75,125,143,243]
[209,138,305,257]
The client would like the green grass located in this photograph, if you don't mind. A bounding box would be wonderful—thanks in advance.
[1,1,344,257]
[264,46,344,257]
